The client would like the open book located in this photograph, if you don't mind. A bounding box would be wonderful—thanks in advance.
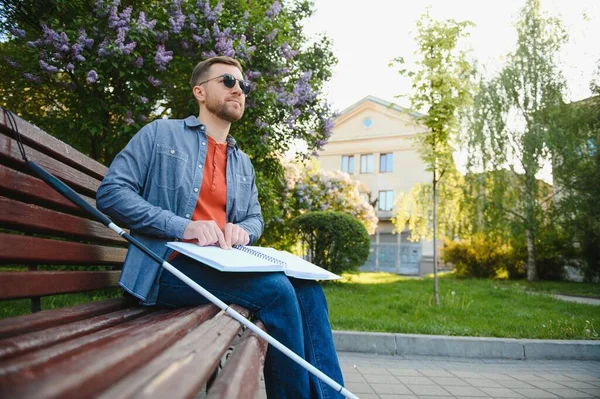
[166,242,341,280]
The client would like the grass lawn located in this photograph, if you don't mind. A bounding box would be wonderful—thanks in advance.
[322,273,600,340]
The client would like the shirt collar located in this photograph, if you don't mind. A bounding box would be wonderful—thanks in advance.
[184,115,238,148]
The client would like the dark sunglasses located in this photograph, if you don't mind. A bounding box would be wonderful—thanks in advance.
[197,73,251,95]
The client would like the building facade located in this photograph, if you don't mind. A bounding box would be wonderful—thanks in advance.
[317,96,438,275]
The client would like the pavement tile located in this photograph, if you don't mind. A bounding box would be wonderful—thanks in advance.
[464,378,506,388]
[419,370,455,377]
[396,377,436,385]
[479,373,520,381]
[354,395,380,399]
[344,382,375,394]
[528,381,574,390]
[534,374,578,382]
[359,366,393,375]
[343,373,367,383]
[510,374,550,382]
[363,374,402,384]
[416,396,454,399]
[564,374,600,383]
[378,395,418,399]
[574,388,600,396]
[498,380,539,389]
[388,368,424,377]
[512,388,561,398]
[342,365,360,374]
[406,384,451,396]
[479,387,525,397]
[452,371,486,379]
[430,377,472,386]
[543,388,594,398]
[371,383,413,395]
[444,386,490,397]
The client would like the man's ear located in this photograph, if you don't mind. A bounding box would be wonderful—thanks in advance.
[192,85,205,103]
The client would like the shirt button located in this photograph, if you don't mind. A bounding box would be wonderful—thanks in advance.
[185,214,191,218]
[170,149,175,154]
[201,141,206,146]
[193,188,199,192]
[242,177,246,182]
[198,164,203,168]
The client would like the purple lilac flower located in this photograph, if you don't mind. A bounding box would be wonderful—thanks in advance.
[281,42,298,60]
[246,71,261,80]
[87,70,98,83]
[39,60,58,73]
[169,0,186,34]
[265,28,277,43]
[266,1,282,18]
[181,40,189,50]
[75,54,86,62]
[243,11,249,20]
[78,29,94,49]
[109,5,132,30]
[11,28,26,38]
[136,11,157,30]
[215,36,234,57]
[157,30,169,43]
[255,118,269,129]
[98,37,111,57]
[66,63,74,72]
[188,13,197,23]
[139,96,149,104]
[134,56,144,68]
[3,56,18,68]
[24,73,41,83]
[154,45,173,71]
[121,41,136,55]
[148,76,162,87]
[27,40,39,48]
[201,50,217,59]
[125,110,135,125]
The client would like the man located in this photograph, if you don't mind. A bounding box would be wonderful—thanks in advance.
[97,56,344,399]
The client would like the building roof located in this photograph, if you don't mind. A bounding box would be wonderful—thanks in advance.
[335,95,424,121]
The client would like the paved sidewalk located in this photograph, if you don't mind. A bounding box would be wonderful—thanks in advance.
[258,351,600,398]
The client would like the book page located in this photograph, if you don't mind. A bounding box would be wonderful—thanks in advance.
[246,247,341,280]
[167,242,282,272]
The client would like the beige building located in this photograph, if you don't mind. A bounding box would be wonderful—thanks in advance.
[317,95,437,275]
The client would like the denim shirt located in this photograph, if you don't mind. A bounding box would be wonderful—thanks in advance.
[96,116,264,305]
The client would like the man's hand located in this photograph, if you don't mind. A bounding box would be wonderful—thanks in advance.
[224,223,249,247]
[183,220,228,248]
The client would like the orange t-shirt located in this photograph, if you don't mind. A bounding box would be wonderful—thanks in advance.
[169,136,227,261]
[193,135,228,228]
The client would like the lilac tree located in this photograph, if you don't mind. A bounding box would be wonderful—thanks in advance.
[0,0,336,246]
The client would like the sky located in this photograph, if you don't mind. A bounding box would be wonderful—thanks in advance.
[303,0,600,114]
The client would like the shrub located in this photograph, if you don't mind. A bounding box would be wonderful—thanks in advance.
[292,211,370,275]
[442,234,524,279]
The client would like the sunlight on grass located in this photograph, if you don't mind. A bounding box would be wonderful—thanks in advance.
[340,272,409,284]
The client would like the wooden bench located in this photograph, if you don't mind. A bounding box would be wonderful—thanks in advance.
[0,112,267,398]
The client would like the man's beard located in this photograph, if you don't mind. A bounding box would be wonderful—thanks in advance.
[205,95,244,123]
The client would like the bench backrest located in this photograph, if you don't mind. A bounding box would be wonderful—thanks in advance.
[0,112,127,310]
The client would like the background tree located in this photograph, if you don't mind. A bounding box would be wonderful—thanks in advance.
[0,0,337,248]
[391,11,474,305]
[463,0,567,281]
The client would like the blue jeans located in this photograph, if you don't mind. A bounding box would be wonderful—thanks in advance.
[156,255,344,399]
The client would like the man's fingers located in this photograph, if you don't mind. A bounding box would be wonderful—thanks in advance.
[215,224,229,249]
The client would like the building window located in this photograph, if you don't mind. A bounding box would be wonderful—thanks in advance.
[363,117,373,128]
[378,190,394,211]
[380,153,393,173]
[360,154,373,173]
[341,155,354,174]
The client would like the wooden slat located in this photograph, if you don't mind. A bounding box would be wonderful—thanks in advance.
[207,321,268,399]
[0,306,218,399]
[0,307,153,361]
[96,306,249,399]
[0,233,127,266]
[0,134,101,197]
[0,271,122,300]
[0,308,174,378]
[0,111,107,179]
[0,164,97,216]
[0,196,127,245]
[0,298,130,339]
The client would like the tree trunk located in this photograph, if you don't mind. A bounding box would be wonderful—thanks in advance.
[432,170,440,306]
[526,227,538,281]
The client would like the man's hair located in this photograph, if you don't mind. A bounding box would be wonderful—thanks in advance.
[189,56,243,89]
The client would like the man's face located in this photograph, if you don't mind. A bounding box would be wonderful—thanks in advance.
[199,63,246,123]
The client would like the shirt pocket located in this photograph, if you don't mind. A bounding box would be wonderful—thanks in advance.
[153,144,189,190]
[235,173,252,212]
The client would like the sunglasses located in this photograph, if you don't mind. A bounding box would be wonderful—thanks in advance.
[197,73,251,95]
